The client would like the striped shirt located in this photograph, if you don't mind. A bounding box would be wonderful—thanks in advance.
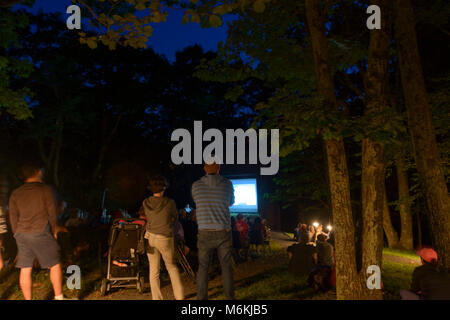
[192,174,234,230]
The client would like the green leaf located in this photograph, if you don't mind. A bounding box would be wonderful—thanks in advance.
[182,14,190,25]
[87,39,98,49]
[209,15,222,28]
[253,0,266,13]
[191,13,201,24]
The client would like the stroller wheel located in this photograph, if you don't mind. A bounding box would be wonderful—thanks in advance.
[137,275,145,294]
[100,278,108,296]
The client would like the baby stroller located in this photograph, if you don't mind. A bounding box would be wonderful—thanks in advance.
[100,218,146,295]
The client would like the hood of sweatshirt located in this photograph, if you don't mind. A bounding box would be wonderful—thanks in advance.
[200,174,227,187]
[142,196,170,214]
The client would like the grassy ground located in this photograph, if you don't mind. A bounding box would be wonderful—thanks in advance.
[0,240,418,300]
[383,248,420,261]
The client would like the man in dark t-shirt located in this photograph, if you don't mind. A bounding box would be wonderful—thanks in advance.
[287,234,318,276]
[8,163,65,300]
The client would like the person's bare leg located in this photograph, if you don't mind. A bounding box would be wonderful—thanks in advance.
[49,263,63,297]
[19,267,33,300]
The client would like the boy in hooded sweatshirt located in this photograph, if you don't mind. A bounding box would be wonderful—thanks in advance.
[142,175,184,300]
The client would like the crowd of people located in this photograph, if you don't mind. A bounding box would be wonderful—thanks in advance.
[288,222,336,292]
[1,160,449,300]
[288,222,450,299]
[0,159,273,300]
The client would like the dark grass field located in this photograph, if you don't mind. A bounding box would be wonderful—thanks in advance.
[0,237,419,300]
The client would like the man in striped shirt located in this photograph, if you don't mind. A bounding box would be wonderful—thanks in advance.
[192,160,235,300]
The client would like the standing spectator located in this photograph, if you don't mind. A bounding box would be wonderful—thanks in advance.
[8,162,65,300]
[235,214,249,261]
[249,217,264,254]
[191,159,235,300]
[235,214,249,248]
[230,216,242,262]
[142,175,184,300]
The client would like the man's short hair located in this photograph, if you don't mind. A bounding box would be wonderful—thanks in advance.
[148,175,168,194]
[317,234,328,242]
[20,162,42,180]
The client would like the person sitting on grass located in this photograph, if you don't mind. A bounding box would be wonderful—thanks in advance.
[307,234,334,292]
[400,247,450,300]
[287,233,318,277]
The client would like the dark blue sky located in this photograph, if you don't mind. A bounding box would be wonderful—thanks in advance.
[17,0,229,61]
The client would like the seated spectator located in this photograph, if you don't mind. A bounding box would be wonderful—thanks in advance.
[307,234,334,292]
[306,225,316,244]
[400,247,450,300]
[64,208,83,228]
[316,234,334,268]
[287,233,318,277]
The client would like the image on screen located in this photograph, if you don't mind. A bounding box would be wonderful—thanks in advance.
[230,178,258,213]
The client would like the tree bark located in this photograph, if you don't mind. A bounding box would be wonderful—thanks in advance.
[360,0,393,299]
[383,190,399,248]
[395,0,450,268]
[396,159,414,250]
[305,0,360,299]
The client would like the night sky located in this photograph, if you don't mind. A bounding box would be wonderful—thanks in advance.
[15,0,229,61]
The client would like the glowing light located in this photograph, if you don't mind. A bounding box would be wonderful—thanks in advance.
[327,225,332,231]
[313,222,319,228]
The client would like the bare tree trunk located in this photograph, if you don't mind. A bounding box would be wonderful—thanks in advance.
[395,0,450,268]
[359,0,393,299]
[416,209,422,248]
[305,0,360,299]
[396,159,414,250]
[383,190,399,248]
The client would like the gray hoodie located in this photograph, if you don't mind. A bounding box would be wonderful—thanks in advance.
[142,196,177,237]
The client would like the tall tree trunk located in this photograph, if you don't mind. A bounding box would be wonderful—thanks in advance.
[395,0,450,268]
[396,158,414,250]
[305,0,360,299]
[383,190,399,248]
[360,0,393,299]
[416,209,422,248]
